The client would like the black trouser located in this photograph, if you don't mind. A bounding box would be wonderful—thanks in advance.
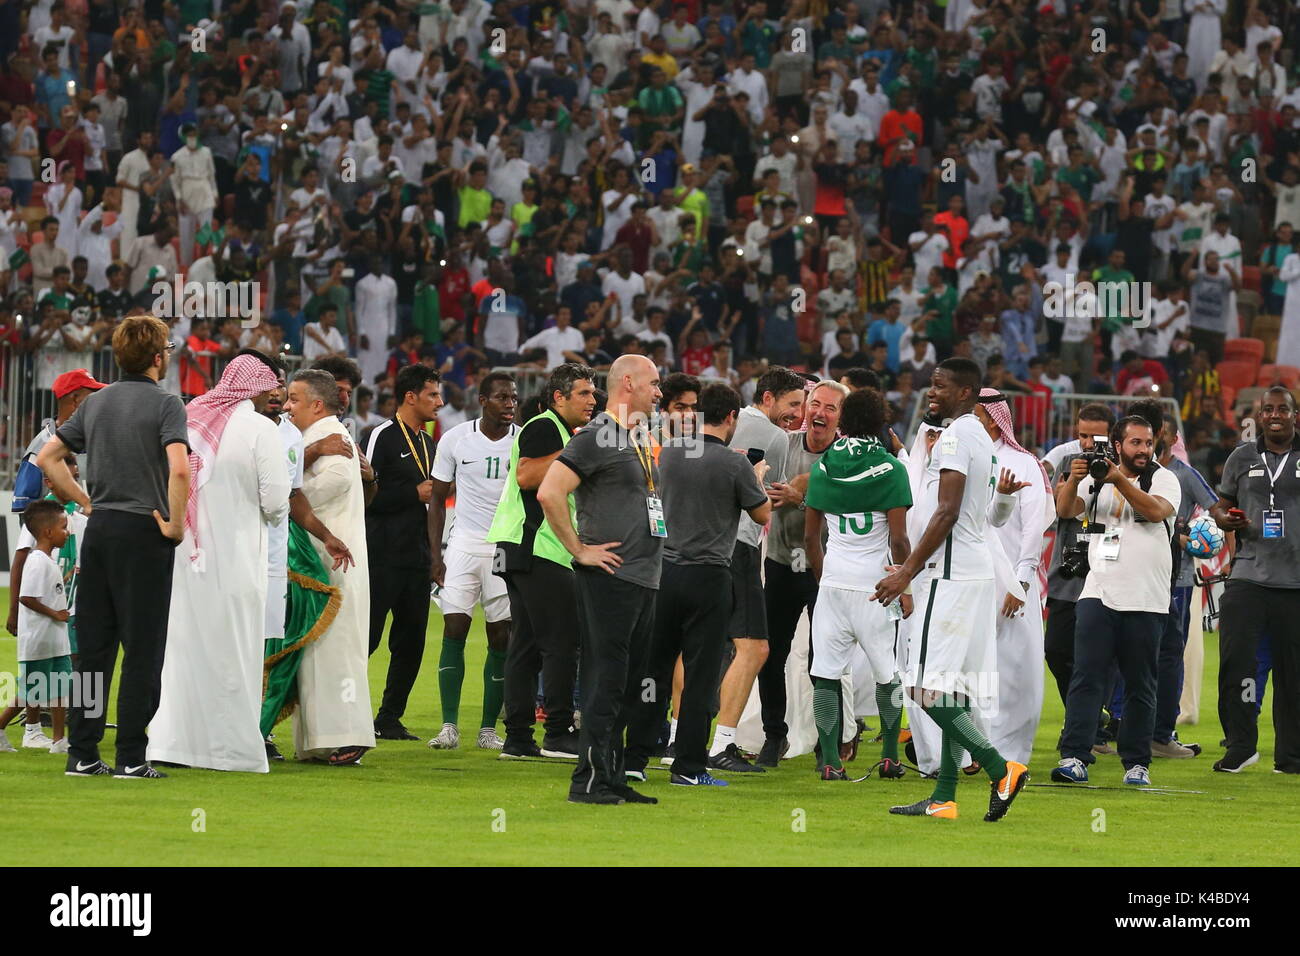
[1154,586,1193,743]
[1044,597,1077,706]
[1060,599,1162,769]
[570,570,656,796]
[760,558,818,740]
[626,562,731,777]
[502,559,579,745]
[69,511,177,768]
[368,563,431,725]
[1219,580,1300,770]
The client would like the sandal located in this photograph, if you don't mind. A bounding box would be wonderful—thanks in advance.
[327,746,367,766]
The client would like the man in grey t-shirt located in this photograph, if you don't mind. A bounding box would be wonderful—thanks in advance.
[755,380,846,767]
[710,366,807,773]
[626,383,770,785]
[37,316,191,779]
[539,355,665,804]
[1210,386,1300,773]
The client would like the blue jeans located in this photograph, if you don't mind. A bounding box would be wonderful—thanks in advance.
[1061,599,1163,769]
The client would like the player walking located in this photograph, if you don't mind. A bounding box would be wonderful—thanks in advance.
[873,359,1029,821]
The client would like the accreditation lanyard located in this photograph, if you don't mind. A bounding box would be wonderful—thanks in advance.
[397,417,430,480]
[630,427,667,538]
[1263,451,1291,508]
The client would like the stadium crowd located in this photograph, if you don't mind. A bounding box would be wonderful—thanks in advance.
[0,0,1297,808]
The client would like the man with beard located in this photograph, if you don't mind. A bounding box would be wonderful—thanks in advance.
[625,383,770,788]
[146,354,290,773]
[491,364,597,761]
[1052,415,1180,787]
[539,355,664,805]
[710,366,807,773]
[427,372,519,751]
[873,359,1030,821]
[250,351,355,761]
[752,380,847,768]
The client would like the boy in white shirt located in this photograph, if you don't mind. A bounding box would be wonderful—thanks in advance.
[302,305,348,360]
[0,500,73,753]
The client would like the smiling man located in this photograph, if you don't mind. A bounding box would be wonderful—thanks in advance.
[753,380,849,768]
[873,358,1030,821]
[426,372,519,751]
[1211,386,1300,774]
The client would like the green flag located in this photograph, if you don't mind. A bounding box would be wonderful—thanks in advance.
[805,436,912,517]
[260,521,341,737]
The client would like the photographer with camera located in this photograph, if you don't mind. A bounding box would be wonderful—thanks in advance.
[1043,403,1115,712]
[1050,415,1181,786]
[1211,386,1300,774]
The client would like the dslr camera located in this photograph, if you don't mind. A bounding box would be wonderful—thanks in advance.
[1079,435,1117,481]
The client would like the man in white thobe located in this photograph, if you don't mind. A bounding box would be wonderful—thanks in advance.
[148,355,290,772]
[1275,254,1300,369]
[355,258,397,386]
[171,124,218,267]
[976,392,1055,767]
[284,369,376,763]
[75,204,123,290]
[115,131,154,250]
[1184,0,1225,92]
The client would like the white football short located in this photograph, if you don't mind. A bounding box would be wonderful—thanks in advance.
[440,545,511,622]
[809,586,900,684]
[904,576,997,699]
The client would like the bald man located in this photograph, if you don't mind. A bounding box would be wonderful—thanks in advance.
[539,356,666,806]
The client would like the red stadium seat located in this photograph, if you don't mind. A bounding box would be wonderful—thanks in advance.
[1275,365,1300,389]
[1214,360,1257,391]
[1223,337,1265,373]
[1258,364,1278,386]
[736,195,754,221]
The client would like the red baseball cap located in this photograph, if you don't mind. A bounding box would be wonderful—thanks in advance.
[52,369,105,399]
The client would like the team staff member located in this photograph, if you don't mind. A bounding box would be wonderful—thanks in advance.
[490,364,597,760]
[1212,386,1300,774]
[364,364,442,742]
[755,380,847,768]
[539,354,664,806]
[713,366,807,773]
[37,316,191,779]
[625,384,771,787]
[427,372,520,752]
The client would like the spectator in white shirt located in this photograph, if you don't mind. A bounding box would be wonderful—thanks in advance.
[302,305,349,361]
[520,305,587,367]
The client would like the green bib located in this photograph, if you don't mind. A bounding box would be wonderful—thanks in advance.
[486,409,576,568]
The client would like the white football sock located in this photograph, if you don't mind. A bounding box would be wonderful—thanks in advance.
[710,725,736,756]
[668,719,678,745]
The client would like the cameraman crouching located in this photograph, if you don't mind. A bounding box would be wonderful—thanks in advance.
[1050,415,1181,786]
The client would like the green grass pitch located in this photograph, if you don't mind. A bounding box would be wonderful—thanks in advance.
[0,588,1291,866]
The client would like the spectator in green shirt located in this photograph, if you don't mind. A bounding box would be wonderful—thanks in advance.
[457,161,493,229]
[1091,249,1138,335]
[636,69,684,148]
[672,165,709,236]
[412,262,442,346]
[921,266,957,355]
[1056,145,1102,204]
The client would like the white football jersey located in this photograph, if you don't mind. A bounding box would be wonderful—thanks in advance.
[917,413,996,581]
[432,419,519,556]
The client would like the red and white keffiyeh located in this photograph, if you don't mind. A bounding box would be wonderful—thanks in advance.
[184,354,279,565]
[979,387,1051,495]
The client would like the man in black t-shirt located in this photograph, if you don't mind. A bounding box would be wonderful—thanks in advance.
[490,364,598,760]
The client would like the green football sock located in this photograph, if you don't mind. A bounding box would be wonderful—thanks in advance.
[876,680,903,762]
[438,639,466,725]
[932,731,966,803]
[925,695,1008,783]
[813,677,842,771]
[481,648,507,729]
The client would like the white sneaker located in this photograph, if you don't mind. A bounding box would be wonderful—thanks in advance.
[22,728,54,749]
[428,723,460,750]
[0,732,15,753]
[477,728,504,750]
[49,738,68,754]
